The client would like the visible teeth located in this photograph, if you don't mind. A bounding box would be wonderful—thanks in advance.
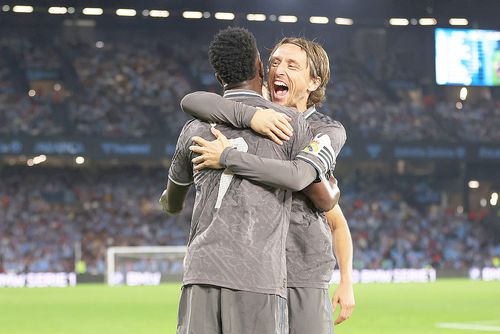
[274,81,288,88]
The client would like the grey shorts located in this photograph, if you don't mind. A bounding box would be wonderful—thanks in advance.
[287,287,334,334]
[177,284,288,334]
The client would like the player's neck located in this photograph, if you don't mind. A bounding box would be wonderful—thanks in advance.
[224,78,263,96]
[297,101,308,113]
[287,100,308,112]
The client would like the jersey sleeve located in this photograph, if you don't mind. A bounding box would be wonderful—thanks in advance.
[219,148,318,192]
[180,91,257,128]
[288,115,328,178]
[296,122,346,176]
[216,115,344,189]
[168,121,195,186]
[320,122,347,158]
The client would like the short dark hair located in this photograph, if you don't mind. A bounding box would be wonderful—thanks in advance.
[208,27,258,85]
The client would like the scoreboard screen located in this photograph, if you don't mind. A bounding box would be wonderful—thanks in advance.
[435,28,500,86]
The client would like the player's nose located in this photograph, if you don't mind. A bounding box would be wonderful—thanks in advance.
[272,66,287,82]
[275,62,287,75]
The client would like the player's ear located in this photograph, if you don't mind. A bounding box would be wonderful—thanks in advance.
[257,59,264,80]
[215,74,224,87]
[307,76,321,93]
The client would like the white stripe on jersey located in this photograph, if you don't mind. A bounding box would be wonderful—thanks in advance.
[303,106,316,119]
[168,174,193,186]
[223,90,262,99]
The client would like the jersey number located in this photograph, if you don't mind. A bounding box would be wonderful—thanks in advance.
[214,137,248,209]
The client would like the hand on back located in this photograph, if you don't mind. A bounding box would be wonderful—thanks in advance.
[250,108,293,145]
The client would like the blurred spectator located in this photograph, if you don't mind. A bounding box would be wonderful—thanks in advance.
[0,36,498,142]
[0,167,497,274]
[0,167,190,274]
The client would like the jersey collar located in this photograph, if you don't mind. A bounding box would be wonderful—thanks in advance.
[223,89,262,99]
[223,90,317,119]
[303,106,317,119]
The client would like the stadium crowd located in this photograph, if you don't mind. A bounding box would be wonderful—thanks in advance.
[69,41,193,137]
[0,36,499,142]
[0,167,498,275]
[0,167,191,274]
[342,175,497,270]
[1,31,499,275]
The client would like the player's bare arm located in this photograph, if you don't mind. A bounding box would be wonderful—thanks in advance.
[159,182,190,215]
[159,121,196,216]
[181,91,293,145]
[326,206,355,325]
[302,175,340,212]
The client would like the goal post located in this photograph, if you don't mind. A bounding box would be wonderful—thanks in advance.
[106,246,187,286]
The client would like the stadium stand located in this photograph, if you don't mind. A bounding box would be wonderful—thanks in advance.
[0,166,497,274]
[0,28,498,277]
[0,35,498,142]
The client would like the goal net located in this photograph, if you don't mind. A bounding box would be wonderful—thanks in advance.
[106,246,187,286]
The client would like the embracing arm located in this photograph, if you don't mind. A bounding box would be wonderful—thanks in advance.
[191,128,336,204]
[222,148,339,209]
[302,175,340,212]
[181,91,257,128]
[220,147,318,192]
[220,149,338,206]
[190,128,322,192]
[224,140,341,209]
[182,91,293,145]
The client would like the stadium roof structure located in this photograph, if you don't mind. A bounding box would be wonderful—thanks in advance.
[2,0,499,28]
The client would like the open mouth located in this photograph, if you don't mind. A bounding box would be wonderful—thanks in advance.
[273,80,289,100]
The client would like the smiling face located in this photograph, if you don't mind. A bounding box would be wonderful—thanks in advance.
[268,43,321,112]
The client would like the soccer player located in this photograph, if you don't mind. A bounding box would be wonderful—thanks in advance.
[181,37,355,333]
[161,27,337,334]
[270,38,355,331]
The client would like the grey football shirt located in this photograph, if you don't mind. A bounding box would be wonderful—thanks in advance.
[169,89,315,298]
[286,106,347,288]
[179,93,347,288]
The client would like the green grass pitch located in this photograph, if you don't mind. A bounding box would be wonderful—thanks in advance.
[0,279,499,334]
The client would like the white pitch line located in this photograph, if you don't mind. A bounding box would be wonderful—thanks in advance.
[436,322,500,332]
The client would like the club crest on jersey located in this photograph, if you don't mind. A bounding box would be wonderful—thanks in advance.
[302,134,331,154]
[304,141,320,154]
[301,133,336,173]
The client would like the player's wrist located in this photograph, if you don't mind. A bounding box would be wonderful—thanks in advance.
[249,108,263,132]
[243,106,258,128]
[339,279,353,284]
[339,273,353,284]
[219,146,235,167]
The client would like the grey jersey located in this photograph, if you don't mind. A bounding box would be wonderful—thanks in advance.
[286,107,347,288]
[169,89,315,298]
